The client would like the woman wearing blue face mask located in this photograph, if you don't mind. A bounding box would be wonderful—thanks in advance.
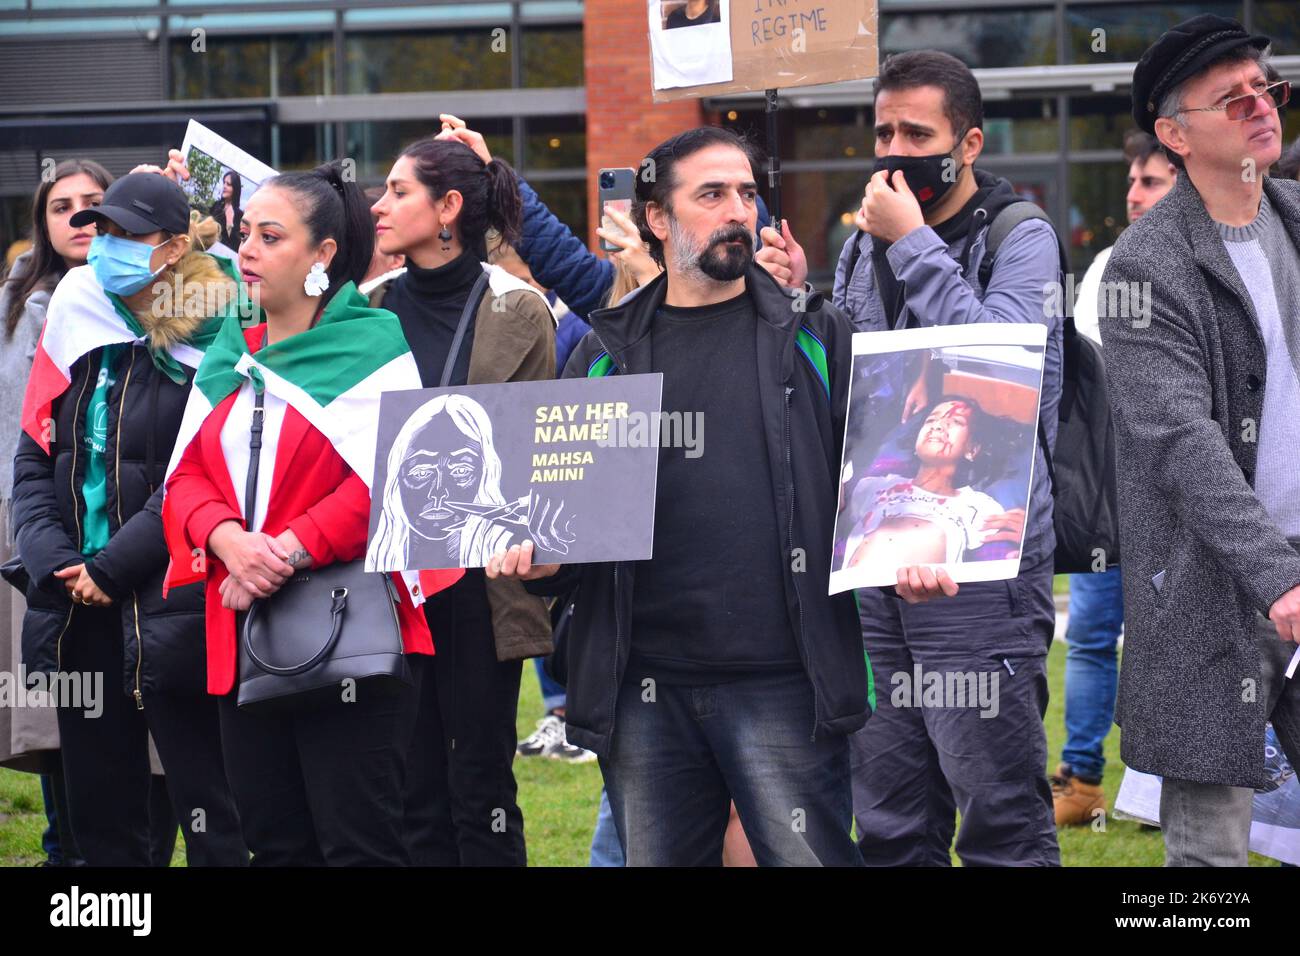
[11,172,248,866]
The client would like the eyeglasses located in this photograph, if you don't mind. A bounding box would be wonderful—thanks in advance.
[1178,80,1291,121]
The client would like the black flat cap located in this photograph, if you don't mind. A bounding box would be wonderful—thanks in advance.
[1131,14,1271,134]
[70,172,192,237]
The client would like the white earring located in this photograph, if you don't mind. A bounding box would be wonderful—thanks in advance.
[304,261,330,297]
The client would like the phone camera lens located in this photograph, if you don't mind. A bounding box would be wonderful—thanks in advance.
[600,172,615,188]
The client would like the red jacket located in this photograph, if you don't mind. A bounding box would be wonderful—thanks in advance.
[163,326,433,696]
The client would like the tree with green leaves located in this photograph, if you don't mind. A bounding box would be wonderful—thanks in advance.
[184,148,224,216]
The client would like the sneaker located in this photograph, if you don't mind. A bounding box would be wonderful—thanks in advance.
[1051,762,1106,827]
[547,730,598,764]
[517,713,565,757]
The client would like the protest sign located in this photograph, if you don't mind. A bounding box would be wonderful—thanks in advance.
[1114,724,1300,865]
[365,375,664,571]
[651,0,878,101]
[179,119,279,252]
[829,323,1047,594]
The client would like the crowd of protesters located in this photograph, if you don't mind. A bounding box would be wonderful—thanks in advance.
[1,13,1298,867]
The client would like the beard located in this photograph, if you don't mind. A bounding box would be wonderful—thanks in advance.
[668,218,755,283]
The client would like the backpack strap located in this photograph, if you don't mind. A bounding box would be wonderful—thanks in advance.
[977,201,1070,492]
[977,201,1069,289]
[1036,417,1054,492]
[845,228,867,280]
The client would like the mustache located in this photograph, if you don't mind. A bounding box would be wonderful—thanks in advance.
[707,224,754,250]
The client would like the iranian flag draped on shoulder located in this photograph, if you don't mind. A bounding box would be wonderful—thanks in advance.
[20,254,238,454]
[158,279,463,603]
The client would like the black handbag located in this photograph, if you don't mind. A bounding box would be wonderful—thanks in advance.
[236,385,410,713]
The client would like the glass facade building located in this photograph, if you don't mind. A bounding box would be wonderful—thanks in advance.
[2,0,1298,281]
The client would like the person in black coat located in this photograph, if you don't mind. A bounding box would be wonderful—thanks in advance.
[13,173,246,866]
[208,171,244,250]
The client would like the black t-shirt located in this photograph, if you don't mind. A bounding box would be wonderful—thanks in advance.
[665,2,719,29]
[628,291,802,683]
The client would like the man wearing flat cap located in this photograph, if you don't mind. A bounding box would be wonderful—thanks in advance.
[1100,14,1300,865]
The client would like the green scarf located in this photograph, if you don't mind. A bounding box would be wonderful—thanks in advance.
[192,280,413,409]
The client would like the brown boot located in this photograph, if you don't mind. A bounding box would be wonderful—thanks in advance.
[1051,763,1106,827]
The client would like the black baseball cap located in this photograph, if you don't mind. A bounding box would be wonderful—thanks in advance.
[70,172,192,236]
[1131,14,1271,135]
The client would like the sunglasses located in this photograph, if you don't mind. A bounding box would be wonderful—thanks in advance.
[1178,80,1291,122]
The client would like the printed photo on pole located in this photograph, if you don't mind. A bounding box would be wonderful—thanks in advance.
[828,323,1047,594]
[649,0,734,90]
[365,374,664,571]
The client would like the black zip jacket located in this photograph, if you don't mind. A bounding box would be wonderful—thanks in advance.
[13,343,206,704]
[525,264,873,756]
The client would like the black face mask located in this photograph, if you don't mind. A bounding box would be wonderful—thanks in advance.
[872,139,966,211]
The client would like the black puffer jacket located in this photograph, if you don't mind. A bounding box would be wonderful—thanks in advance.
[14,341,207,703]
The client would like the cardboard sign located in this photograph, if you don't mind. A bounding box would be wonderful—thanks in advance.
[652,0,878,102]
[365,375,664,572]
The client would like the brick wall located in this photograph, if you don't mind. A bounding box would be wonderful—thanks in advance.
[583,0,707,248]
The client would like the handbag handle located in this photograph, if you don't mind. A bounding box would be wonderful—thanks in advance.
[439,269,492,388]
[244,385,265,527]
[242,584,350,675]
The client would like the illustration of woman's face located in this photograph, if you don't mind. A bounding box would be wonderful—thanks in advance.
[399,413,482,540]
[914,400,978,465]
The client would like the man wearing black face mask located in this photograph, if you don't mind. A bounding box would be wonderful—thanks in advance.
[759,50,1065,866]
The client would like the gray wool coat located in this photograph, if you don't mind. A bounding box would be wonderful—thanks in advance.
[1100,171,1300,788]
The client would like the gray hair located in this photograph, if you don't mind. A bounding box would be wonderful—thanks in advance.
[1156,85,1188,129]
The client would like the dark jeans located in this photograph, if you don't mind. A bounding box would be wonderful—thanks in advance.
[55,606,246,867]
[850,555,1061,866]
[600,668,862,866]
[403,571,526,866]
[218,674,416,866]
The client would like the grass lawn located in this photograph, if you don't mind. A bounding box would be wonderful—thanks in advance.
[0,627,1279,867]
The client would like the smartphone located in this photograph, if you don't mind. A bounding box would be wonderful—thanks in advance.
[597,167,636,253]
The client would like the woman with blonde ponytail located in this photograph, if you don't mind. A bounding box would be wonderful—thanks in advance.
[12,172,247,866]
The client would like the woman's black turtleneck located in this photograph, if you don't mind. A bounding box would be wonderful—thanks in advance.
[382,248,485,388]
